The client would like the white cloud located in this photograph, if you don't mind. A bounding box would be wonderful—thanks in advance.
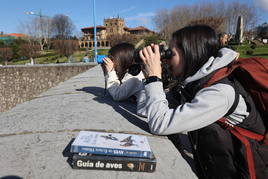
[254,0,268,12]
[125,12,155,25]
[119,6,136,14]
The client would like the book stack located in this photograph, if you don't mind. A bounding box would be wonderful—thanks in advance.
[70,131,156,172]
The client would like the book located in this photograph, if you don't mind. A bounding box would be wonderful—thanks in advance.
[72,153,156,172]
[70,131,153,159]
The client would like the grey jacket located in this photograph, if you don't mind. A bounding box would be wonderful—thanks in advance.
[144,48,249,135]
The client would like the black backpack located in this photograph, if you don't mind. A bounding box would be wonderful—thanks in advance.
[175,74,268,179]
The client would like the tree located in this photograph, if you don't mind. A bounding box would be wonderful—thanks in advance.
[225,2,257,34]
[0,48,13,65]
[257,23,268,39]
[143,34,163,46]
[52,40,78,62]
[20,43,40,64]
[52,14,75,40]
[19,17,53,51]
[9,39,28,60]
[188,16,226,33]
[107,34,139,47]
[153,1,258,41]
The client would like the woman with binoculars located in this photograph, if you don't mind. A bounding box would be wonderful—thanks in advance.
[102,43,147,117]
[139,25,267,178]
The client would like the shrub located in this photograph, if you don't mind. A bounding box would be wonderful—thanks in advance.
[246,50,254,55]
[250,44,256,49]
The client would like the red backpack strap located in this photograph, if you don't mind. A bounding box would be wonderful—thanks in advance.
[229,128,256,179]
[204,61,240,87]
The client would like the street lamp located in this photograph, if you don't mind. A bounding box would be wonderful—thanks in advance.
[25,10,49,18]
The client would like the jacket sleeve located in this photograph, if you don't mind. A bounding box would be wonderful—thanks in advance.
[144,81,236,135]
[136,89,147,117]
[106,71,144,101]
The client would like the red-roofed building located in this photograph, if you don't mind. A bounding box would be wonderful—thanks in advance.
[79,17,155,48]
[7,33,28,38]
[0,33,28,42]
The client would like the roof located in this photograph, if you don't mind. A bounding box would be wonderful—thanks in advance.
[125,26,154,33]
[81,26,106,30]
[7,33,28,38]
[81,25,155,33]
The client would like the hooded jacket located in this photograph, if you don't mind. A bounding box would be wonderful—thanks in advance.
[144,48,250,135]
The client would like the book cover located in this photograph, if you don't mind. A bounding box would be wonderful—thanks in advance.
[72,153,156,172]
[70,131,153,159]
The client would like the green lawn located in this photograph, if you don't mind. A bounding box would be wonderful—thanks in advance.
[232,44,268,59]
[10,48,110,65]
[8,44,268,65]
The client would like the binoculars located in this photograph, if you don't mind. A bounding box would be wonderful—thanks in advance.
[97,45,173,76]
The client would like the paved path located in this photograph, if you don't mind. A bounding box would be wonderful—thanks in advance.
[0,65,197,179]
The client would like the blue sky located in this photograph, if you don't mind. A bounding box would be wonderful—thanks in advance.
[0,0,268,35]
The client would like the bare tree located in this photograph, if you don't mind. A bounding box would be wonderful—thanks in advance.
[226,2,257,34]
[19,17,53,51]
[52,40,78,62]
[0,48,13,65]
[153,9,172,40]
[20,43,41,64]
[189,16,226,33]
[41,17,53,49]
[153,1,258,41]
[52,14,75,39]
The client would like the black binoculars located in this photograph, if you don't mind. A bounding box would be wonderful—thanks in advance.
[128,45,173,76]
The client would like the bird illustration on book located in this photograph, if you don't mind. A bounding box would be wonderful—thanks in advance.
[100,134,118,141]
[127,163,135,170]
[120,136,137,147]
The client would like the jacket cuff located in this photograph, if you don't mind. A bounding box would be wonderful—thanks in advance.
[107,71,118,81]
[145,81,164,97]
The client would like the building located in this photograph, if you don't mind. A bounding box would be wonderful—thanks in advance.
[79,17,155,48]
[0,33,28,43]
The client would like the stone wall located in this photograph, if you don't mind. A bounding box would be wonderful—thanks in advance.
[0,63,95,112]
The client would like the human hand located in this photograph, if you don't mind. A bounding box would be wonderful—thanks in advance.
[103,57,114,72]
[235,52,240,60]
[139,44,162,78]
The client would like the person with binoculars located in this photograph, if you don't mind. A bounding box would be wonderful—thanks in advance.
[139,25,267,178]
[101,43,147,117]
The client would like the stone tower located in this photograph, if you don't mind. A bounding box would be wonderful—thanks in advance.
[104,17,125,36]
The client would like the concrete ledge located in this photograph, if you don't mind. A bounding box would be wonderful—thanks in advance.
[0,65,197,179]
[0,63,96,112]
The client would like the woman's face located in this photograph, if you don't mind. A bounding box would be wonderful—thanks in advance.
[167,44,184,79]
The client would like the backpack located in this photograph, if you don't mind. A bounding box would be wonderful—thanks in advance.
[202,57,268,179]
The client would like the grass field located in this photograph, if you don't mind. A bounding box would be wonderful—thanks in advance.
[8,44,268,65]
[233,44,268,59]
[11,48,109,65]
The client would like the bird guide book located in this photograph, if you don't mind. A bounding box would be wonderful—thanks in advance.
[71,131,154,159]
[72,153,156,172]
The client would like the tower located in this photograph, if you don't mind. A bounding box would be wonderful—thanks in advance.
[235,16,244,44]
[104,17,125,36]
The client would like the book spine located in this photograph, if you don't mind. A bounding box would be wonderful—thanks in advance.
[71,145,153,159]
[72,156,156,172]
